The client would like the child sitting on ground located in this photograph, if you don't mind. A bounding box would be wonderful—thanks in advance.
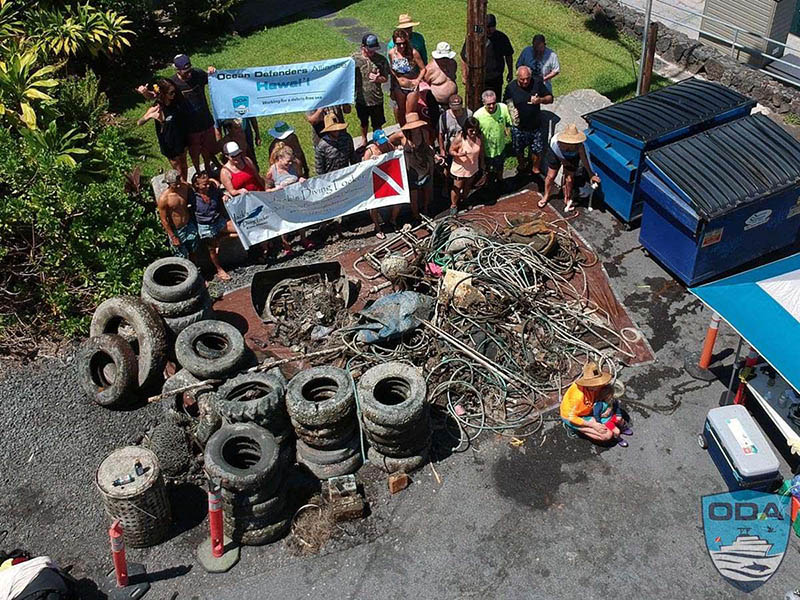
[593,391,632,447]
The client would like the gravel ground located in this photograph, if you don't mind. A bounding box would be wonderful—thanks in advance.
[2,176,799,599]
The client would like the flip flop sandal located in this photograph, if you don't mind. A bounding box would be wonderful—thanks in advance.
[564,202,576,213]
[537,198,549,209]
[375,230,386,240]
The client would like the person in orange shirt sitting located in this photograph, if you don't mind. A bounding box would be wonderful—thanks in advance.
[560,361,630,444]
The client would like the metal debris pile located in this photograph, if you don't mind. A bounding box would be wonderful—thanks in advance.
[263,273,353,351]
[313,215,641,449]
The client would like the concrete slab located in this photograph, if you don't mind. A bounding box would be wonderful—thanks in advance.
[197,537,240,573]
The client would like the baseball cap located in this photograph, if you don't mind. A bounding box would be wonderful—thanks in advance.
[449,94,464,109]
[163,169,180,185]
[487,14,497,27]
[362,33,380,49]
[223,141,243,156]
[173,54,191,70]
[372,129,389,145]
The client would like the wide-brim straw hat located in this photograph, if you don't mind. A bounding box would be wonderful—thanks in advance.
[575,361,612,388]
[558,123,587,144]
[402,112,427,130]
[397,13,420,28]
[321,112,347,133]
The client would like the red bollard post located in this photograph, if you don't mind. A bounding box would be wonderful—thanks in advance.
[733,346,759,405]
[208,486,224,559]
[109,520,128,588]
[196,478,240,573]
[698,312,721,369]
[685,312,722,381]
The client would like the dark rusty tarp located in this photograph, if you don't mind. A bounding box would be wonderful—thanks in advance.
[213,190,655,368]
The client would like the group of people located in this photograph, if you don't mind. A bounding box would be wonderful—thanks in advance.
[138,13,601,278]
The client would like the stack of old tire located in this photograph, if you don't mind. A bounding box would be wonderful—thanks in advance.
[165,319,250,446]
[205,423,290,545]
[210,369,294,457]
[79,296,168,407]
[358,362,431,473]
[141,257,213,336]
[286,367,362,479]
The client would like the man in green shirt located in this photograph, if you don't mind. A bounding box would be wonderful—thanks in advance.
[473,89,511,186]
[387,13,428,63]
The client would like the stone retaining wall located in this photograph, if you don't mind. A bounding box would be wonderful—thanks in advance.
[554,0,800,116]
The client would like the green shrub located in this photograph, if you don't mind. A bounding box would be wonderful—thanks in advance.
[56,71,110,137]
[0,123,163,355]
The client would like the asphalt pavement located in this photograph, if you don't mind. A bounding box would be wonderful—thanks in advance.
[1,180,798,599]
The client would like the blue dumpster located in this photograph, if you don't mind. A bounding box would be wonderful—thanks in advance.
[583,79,754,224]
[638,113,800,286]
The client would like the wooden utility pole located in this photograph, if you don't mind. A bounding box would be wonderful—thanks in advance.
[640,22,659,95]
[465,0,488,111]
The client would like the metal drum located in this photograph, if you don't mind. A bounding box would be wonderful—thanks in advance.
[96,446,171,547]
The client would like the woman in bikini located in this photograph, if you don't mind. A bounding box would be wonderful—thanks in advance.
[449,117,484,216]
[268,143,312,257]
[388,28,426,126]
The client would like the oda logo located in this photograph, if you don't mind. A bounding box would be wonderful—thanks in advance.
[232,95,249,116]
[702,490,790,591]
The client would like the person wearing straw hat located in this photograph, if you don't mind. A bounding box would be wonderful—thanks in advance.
[314,112,355,176]
[353,33,390,146]
[539,123,600,212]
[387,13,428,63]
[267,120,308,178]
[385,112,434,228]
[560,361,631,445]
[424,42,458,106]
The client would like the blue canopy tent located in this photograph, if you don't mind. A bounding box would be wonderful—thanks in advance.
[690,253,800,395]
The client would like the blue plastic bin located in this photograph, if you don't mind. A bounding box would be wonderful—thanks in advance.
[583,79,754,224]
[638,114,800,286]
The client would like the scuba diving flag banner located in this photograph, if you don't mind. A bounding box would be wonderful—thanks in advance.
[208,58,355,119]
[226,150,409,249]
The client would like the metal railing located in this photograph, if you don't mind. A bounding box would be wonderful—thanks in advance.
[620,0,800,90]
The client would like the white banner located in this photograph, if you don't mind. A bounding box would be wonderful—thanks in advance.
[226,150,409,249]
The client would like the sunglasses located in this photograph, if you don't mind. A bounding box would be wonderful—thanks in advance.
[395,41,408,46]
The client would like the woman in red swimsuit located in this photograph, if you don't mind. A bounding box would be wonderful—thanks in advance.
[220,141,302,258]
[220,141,265,194]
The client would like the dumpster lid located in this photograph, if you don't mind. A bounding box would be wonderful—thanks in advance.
[645,113,800,220]
[583,79,754,144]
